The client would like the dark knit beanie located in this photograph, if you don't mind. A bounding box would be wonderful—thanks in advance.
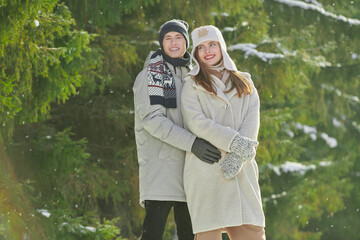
[159,19,189,50]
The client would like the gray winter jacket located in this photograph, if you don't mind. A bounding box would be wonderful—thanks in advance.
[133,52,196,207]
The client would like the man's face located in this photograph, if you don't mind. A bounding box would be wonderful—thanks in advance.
[162,31,187,58]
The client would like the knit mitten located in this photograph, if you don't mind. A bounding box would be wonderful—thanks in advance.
[220,152,245,179]
[230,134,259,161]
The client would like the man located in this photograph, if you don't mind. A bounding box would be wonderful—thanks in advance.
[133,19,221,240]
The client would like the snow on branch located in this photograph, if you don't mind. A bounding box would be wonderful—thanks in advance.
[268,160,333,177]
[296,122,338,148]
[272,0,360,25]
[228,43,284,62]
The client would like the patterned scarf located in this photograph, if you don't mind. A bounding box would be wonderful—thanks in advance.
[147,49,190,108]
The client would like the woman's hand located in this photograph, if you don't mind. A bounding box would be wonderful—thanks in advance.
[220,152,245,179]
[230,134,258,161]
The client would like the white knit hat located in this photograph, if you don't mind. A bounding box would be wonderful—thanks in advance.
[188,25,237,76]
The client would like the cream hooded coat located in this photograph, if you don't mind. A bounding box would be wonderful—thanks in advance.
[181,72,265,233]
[133,52,196,207]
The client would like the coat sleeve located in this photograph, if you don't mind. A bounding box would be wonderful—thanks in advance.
[181,79,238,152]
[238,80,260,140]
[133,68,196,152]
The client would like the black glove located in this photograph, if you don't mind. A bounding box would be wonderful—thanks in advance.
[191,138,221,164]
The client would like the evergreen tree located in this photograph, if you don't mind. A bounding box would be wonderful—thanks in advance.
[1,0,359,239]
[1,1,126,239]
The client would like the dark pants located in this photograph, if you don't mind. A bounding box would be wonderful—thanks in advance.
[141,200,194,240]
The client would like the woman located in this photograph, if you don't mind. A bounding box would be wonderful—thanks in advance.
[181,25,266,240]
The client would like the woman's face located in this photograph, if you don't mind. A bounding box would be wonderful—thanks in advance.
[162,31,187,58]
[196,41,222,67]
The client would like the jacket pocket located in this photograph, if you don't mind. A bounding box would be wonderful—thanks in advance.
[135,129,162,165]
[158,141,183,161]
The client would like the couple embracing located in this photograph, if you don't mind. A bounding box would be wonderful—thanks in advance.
[133,19,265,240]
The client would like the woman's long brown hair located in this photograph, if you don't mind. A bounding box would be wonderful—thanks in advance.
[193,48,253,97]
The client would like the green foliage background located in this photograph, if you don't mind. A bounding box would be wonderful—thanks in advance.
[1,0,359,239]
